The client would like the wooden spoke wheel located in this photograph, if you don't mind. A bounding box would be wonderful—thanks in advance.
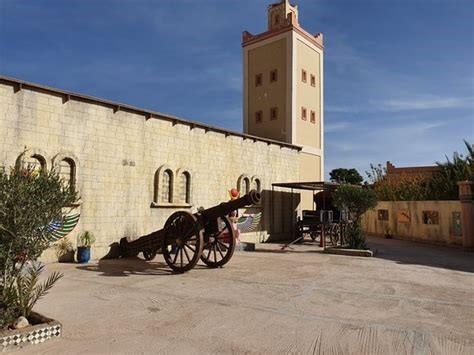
[162,211,203,273]
[310,225,322,241]
[200,217,236,268]
[142,248,157,261]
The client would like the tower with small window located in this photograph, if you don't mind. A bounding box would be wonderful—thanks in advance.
[242,0,324,183]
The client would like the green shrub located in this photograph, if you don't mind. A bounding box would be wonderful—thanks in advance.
[329,168,363,185]
[333,184,378,223]
[429,140,473,200]
[0,163,78,328]
[54,237,74,260]
[345,222,367,250]
[368,140,473,201]
[333,184,377,250]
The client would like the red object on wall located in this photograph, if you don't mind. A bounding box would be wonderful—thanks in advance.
[230,188,240,200]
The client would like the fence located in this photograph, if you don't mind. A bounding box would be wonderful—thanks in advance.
[362,201,463,246]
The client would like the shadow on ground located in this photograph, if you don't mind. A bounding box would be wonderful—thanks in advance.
[78,237,473,276]
[254,236,473,273]
[76,257,176,277]
[252,241,325,254]
[366,236,474,273]
[77,256,216,277]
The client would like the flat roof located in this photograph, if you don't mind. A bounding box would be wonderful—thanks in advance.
[272,181,340,191]
[0,75,302,151]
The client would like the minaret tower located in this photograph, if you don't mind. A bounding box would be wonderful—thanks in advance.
[242,0,324,182]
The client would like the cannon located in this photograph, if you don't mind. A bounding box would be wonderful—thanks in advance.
[119,190,261,273]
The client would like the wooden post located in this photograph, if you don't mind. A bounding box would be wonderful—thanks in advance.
[457,181,474,250]
[320,211,326,249]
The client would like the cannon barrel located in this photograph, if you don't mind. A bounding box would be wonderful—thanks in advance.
[199,189,261,221]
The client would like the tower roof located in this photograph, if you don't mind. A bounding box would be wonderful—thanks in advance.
[267,0,294,9]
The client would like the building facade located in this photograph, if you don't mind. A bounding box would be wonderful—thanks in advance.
[243,0,324,208]
[0,1,324,260]
[385,161,441,182]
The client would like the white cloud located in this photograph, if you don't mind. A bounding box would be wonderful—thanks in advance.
[327,96,474,114]
[325,121,351,132]
[326,105,361,113]
[374,96,474,111]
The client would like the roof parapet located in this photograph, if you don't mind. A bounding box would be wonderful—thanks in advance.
[0,75,302,151]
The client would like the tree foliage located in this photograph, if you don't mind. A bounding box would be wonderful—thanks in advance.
[333,184,378,223]
[0,163,78,328]
[429,140,473,200]
[368,140,473,201]
[372,175,432,201]
[365,163,387,185]
[329,168,363,185]
[332,184,378,250]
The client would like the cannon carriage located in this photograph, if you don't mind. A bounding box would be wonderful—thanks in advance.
[119,190,261,273]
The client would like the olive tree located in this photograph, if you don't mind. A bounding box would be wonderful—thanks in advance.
[333,184,377,249]
[0,163,78,328]
[329,168,363,185]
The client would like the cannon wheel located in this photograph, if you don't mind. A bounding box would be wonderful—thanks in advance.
[200,216,236,268]
[162,211,203,273]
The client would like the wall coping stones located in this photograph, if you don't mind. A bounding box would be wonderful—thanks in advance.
[0,75,302,151]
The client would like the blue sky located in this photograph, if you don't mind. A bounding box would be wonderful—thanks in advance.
[1,0,473,178]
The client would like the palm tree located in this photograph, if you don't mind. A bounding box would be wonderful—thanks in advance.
[430,140,473,200]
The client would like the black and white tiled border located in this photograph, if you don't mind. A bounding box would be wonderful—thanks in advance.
[0,313,61,350]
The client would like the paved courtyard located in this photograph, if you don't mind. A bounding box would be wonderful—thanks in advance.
[11,237,474,354]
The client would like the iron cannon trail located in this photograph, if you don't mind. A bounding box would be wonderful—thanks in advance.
[119,190,261,273]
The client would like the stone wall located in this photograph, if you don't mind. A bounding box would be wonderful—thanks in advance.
[362,201,463,247]
[0,80,300,261]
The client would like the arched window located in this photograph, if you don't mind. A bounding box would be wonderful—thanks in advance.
[253,178,261,193]
[161,169,173,203]
[237,174,252,195]
[59,158,76,191]
[243,177,250,194]
[179,171,191,204]
[23,154,46,173]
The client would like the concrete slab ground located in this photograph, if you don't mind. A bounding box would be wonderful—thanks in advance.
[9,236,474,354]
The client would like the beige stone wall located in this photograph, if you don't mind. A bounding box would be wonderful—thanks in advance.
[298,153,321,211]
[295,38,321,150]
[362,201,463,246]
[246,37,288,142]
[0,82,300,261]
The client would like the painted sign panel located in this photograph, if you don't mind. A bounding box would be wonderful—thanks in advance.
[422,211,439,225]
[397,210,411,224]
[377,209,389,221]
[452,212,462,237]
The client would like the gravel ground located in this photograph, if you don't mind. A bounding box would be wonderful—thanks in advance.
[8,236,474,354]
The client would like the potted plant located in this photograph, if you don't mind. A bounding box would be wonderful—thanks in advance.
[77,231,95,263]
[54,237,75,263]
